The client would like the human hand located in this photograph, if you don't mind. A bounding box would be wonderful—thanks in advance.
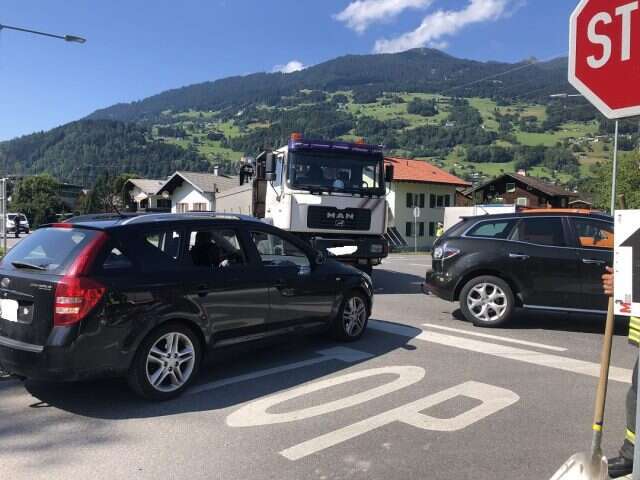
[602,266,613,296]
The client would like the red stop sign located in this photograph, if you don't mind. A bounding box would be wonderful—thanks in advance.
[569,0,640,118]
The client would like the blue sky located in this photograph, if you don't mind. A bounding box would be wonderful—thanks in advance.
[0,1,575,141]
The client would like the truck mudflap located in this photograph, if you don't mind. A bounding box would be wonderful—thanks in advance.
[308,236,388,261]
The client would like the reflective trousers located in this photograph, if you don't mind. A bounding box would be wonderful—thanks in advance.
[622,358,638,461]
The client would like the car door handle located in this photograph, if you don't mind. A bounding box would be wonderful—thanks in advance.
[509,253,530,260]
[582,258,606,266]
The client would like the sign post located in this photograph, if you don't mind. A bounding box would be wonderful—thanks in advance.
[1,179,7,255]
[413,206,420,253]
[568,2,640,477]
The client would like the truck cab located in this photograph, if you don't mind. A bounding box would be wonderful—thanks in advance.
[252,134,394,274]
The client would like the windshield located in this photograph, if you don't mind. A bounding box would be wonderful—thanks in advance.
[288,150,383,194]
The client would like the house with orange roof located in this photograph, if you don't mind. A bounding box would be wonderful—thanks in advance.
[385,157,470,249]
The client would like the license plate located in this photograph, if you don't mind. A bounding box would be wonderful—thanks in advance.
[0,299,19,322]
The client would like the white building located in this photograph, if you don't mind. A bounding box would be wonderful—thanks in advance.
[157,170,239,213]
[125,179,170,211]
[385,157,470,250]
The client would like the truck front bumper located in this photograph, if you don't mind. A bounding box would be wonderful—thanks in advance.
[309,236,388,262]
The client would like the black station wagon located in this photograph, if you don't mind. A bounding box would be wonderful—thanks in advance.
[0,213,373,400]
[424,210,613,327]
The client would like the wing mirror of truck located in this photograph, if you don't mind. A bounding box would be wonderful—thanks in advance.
[384,164,394,183]
[264,152,276,182]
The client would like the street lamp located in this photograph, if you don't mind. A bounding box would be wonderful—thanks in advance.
[0,21,86,253]
[0,23,86,43]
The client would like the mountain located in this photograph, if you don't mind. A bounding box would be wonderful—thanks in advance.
[2,48,601,189]
[87,49,571,124]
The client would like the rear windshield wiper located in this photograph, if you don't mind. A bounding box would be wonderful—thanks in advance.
[11,261,47,271]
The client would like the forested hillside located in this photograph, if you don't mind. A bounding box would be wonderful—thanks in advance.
[2,47,636,198]
[0,120,211,185]
[88,49,568,124]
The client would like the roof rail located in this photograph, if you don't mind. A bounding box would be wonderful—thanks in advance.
[120,211,261,225]
[64,212,134,223]
[179,211,260,221]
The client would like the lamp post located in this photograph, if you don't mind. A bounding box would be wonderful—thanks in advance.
[0,21,86,252]
[0,23,86,43]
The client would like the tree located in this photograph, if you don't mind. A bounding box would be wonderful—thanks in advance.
[580,151,640,209]
[407,98,438,117]
[11,175,65,227]
[78,173,137,214]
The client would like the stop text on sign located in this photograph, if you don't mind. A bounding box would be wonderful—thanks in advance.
[569,0,640,119]
[587,1,638,68]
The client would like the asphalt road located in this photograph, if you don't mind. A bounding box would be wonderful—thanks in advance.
[3,232,28,251]
[0,254,636,480]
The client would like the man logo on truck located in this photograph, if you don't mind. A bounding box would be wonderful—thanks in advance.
[326,212,355,221]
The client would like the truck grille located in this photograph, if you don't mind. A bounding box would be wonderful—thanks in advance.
[307,206,371,230]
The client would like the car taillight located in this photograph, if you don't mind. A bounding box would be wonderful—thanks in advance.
[54,277,106,326]
[53,231,109,327]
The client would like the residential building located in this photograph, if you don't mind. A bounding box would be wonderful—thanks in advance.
[124,179,170,212]
[157,170,239,213]
[385,157,470,250]
[569,199,593,209]
[466,173,578,209]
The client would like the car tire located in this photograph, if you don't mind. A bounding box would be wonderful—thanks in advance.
[127,322,202,401]
[332,290,369,342]
[459,275,514,328]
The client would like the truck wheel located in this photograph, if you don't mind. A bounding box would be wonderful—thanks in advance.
[332,291,369,342]
[127,322,202,401]
[459,276,514,328]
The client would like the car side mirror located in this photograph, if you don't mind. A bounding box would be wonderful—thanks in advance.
[315,249,327,265]
[385,164,394,183]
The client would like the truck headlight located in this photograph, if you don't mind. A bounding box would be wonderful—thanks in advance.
[370,244,384,254]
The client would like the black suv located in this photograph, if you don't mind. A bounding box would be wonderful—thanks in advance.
[0,213,373,400]
[424,211,613,327]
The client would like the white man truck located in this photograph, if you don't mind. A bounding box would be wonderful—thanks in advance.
[216,134,394,274]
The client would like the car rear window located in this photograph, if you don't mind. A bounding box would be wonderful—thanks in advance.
[466,219,515,239]
[1,227,99,274]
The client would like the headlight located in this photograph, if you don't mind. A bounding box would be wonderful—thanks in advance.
[433,244,460,260]
[370,244,384,254]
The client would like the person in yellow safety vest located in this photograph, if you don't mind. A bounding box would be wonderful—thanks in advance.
[603,266,639,478]
[435,222,444,238]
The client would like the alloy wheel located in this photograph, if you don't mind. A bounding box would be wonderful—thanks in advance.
[466,282,508,324]
[343,296,367,337]
[145,332,196,393]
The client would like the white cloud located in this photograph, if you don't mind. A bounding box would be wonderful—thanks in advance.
[335,0,433,33]
[374,0,514,54]
[273,60,306,74]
